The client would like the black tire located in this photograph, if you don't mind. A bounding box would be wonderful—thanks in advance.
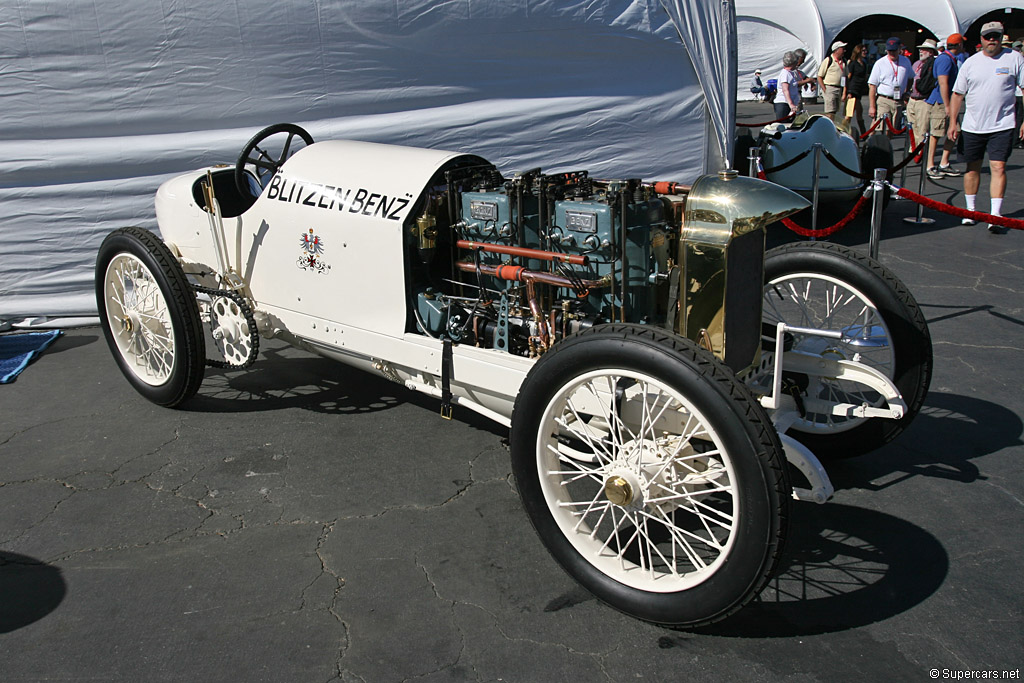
[235,123,314,195]
[763,242,932,458]
[95,227,205,407]
[510,324,790,627]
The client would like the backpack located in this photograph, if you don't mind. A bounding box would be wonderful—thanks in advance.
[914,57,937,98]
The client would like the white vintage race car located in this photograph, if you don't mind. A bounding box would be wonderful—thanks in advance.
[96,124,932,628]
[738,114,895,204]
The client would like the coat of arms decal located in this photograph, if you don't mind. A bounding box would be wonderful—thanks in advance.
[298,228,331,274]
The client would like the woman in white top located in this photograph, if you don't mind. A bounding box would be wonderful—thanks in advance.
[774,51,801,121]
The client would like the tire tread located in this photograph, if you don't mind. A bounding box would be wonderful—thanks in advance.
[96,227,205,407]
[512,323,790,628]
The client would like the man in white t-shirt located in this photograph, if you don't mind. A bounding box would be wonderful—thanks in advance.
[868,37,913,134]
[949,20,1024,234]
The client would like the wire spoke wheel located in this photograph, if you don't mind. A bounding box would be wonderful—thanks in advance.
[511,324,789,627]
[762,242,931,458]
[539,368,738,592]
[104,253,177,385]
[763,272,893,435]
[96,227,205,407]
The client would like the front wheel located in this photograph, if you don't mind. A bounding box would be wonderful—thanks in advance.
[762,242,932,458]
[510,324,790,627]
[96,227,205,407]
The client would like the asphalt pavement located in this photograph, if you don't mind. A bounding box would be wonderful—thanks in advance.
[1,102,1022,682]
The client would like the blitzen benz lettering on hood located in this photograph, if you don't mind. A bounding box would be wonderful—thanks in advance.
[266,173,411,221]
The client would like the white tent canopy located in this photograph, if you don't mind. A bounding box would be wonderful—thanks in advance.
[0,0,735,324]
[736,0,1022,100]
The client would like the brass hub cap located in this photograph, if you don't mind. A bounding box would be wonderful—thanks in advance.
[604,476,634,506]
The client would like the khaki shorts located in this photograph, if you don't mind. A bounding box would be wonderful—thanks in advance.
[874,95,900,128]
[907,98,948,137]
[823,84,843,114]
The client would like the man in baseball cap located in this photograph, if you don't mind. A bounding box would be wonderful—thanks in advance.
[981,21,1005,39]
[909,39,945,176]
[817,41,847,120]
[948,19,1024,233]
[868,38,912,131]
[931,33,968,176]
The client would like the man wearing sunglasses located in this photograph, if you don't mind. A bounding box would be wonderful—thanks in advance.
[949,21,1024,234]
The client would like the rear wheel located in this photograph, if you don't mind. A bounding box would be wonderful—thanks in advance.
[96,227,205,407]
[762,242,931,458]
[510,324,789,627]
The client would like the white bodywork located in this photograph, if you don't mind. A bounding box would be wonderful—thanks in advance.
[158,140,532,426]
[155,139,911,502]
[760,116,862,201]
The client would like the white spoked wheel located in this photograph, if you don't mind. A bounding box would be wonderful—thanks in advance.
[96,227,205,407]
[537,368,739,592]
[104,253,176,386]
[763,242,931,458]
[511,324,789,627]
[763,272,894,435]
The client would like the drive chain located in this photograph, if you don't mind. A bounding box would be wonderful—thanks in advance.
[192,285,260,369]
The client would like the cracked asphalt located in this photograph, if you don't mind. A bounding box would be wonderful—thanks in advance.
[2,103,1022,681]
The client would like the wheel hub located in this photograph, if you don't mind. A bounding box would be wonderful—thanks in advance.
[604,476,634,506]
[603,467,644,510]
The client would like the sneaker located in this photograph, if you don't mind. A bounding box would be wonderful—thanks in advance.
[989,220,1008,234]
[927,166,944,179]
[940,165,963,177]
[962,217,977,225]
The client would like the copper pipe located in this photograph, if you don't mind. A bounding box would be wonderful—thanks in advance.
[457,240,588,266]
[455,261,605,291]
[592,179,691,195]
[651,181,691,195]
[526,280,549,352]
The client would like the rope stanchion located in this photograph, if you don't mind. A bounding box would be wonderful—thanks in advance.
[891,185,1024,230]
[762,148,813,174]
[910,130,926,164]
[820,148,876,180]
[885,116,908,136]
[858,118,883,140]
[737,112,797,128]
[890,139,927,174]
[756,165,871,237]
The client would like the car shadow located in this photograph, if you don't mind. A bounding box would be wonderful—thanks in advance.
[826,391,1023,492]
[679,501,948,639]
[0,552,67,634]
[44,332,100,355]
[186,344,507,437]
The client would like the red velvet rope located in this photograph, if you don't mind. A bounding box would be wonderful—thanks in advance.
[885,117,908,136]
[858,118,883,140]
[906,128,926,164]
[892,186,1024,229]
[757,168,870,237]
[737,112,797,128]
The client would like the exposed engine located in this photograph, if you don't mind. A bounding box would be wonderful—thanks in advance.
[406,163,685,357]
[405,161,778,375]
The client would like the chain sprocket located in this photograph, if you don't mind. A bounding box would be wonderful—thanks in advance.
[194,285,260,369]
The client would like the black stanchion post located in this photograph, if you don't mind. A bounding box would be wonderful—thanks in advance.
[811,143,822,240]
[898,113,910,194]
[904,132,935,225]
[869,167,886,260]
